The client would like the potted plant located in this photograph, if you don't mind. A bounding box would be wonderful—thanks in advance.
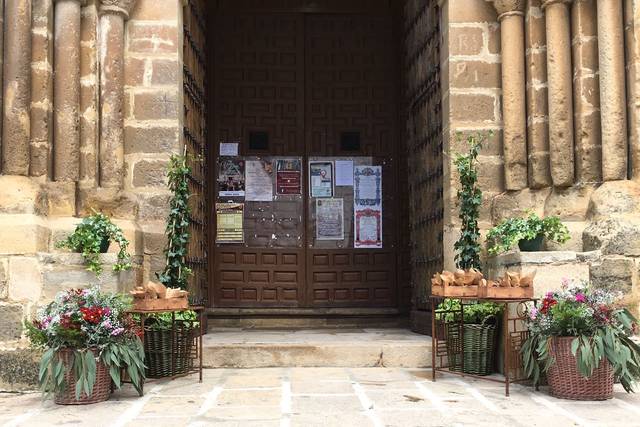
[521,280,640,400]
[56,212,132,275]
[486,212,570,255]
[139,310,199,378]
[438,299,503,375]
[26,287,145,404]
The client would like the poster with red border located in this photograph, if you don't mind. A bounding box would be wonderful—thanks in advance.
[354,208,382,248]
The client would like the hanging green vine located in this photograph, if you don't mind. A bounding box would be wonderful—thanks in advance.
[453,132,489,271]
[156,154,192,290]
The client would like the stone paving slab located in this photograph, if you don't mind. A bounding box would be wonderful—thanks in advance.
[1,368,639,427]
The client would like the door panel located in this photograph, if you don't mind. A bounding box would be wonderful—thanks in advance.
[305,14,398,307]
[214,12,306,307]
[212,4,400,309]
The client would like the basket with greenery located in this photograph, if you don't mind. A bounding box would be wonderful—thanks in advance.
[138,310,199,378]
[521,280,640,400]
[55,212,132,275]
[486,211,570,255]
[26,287,145,404]
[438,299,503,375]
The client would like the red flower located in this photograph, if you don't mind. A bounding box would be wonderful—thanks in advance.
[60,313,81,330]
[80,306,105,324]
[540,297,557,314]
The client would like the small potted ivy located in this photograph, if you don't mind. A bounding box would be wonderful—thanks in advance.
[56,212,132,275]
[486,211,570,255]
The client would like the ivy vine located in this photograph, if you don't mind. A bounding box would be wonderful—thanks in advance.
[453,132,489,271]
[55,212,132,275]
[156,154,192,290]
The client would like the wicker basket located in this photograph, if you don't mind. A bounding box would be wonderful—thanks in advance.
[547,336,614,400]
[54,349,111,405]
[144,321,195,378]
[446,317,497,376]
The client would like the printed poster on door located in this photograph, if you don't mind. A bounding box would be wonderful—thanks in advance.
[216,203,244,243]
[316,198,344,240]
[354,208,382,248]
[245,159,273,201]
[217,158,245,197]
[309,161,334,197]
[353,165,382,248]
[275,158,302,195]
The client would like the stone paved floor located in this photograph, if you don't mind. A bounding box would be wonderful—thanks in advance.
[1,368,639,427]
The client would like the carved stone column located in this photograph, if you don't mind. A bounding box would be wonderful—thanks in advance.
[597,0,628,181]
[54,0,85,182]
[98,0,136,188]
[492,0,528,190]
[2,0,32,175]
[571,0,601,183]
[542,0,575,187]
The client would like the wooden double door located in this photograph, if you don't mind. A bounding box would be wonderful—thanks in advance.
[212,1,408,309]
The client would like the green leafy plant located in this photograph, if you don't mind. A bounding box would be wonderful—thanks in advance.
[55,212,132,275]
[437,299,503,324]
[156,154,192,290]
[486,211,570,255]
[26,287,145,399]
[453,132,488,270]
[135,310,199,331]
[521,280,640,392]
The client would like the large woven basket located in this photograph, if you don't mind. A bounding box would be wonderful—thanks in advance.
[54,349,111,405]
[144,321,195,378]
[446,317,497,376]
[547,336,614,400]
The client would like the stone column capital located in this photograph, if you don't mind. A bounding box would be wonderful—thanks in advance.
[542,0,573,9]
[99,0,136,19]
[491,0,525,20]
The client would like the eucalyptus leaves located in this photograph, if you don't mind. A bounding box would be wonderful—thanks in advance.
[55,212,132,275]
[453,132,488,271]
[26,287,145,400]
[521,280,640,393]
[156,154,192,290]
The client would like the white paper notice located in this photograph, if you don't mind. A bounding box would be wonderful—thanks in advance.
[335,160,354,186]
[245,160,273,201]
[220,142,239,156]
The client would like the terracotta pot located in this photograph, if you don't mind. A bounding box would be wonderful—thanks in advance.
[54,348,111,405]
[547,336,614,400]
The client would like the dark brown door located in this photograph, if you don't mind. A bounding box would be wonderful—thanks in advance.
[212,1,399,308]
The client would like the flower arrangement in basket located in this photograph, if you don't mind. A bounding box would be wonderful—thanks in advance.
[522,280,640,400]
[26,287,145,404]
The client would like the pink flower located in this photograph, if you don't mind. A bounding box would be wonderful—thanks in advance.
[561,277,570,287]
[110,327,124,336]
[575,293,586,303]
[529,307,538,320]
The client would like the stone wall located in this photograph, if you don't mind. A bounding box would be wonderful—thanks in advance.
[440,0,640,312]
[0,0,184,369]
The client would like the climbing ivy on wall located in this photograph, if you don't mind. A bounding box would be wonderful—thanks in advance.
[453,132,489,271]
[157,154,192,290]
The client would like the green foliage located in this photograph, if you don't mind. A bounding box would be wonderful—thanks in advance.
[437,299,503,324]
[37,343,145,400]
[453,132,488,270]
[521,282,640,392]
[55,212,131,275]
[486,211,570,255]
[136,310,199,331]
[156,154,192,290]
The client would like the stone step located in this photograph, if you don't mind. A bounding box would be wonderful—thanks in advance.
[202,328,432,368]
[206,308,410,329]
